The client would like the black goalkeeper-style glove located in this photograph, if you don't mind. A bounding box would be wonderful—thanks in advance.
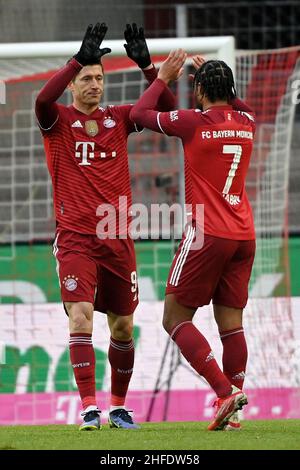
[74,22,111,66]
[124,23,151,69]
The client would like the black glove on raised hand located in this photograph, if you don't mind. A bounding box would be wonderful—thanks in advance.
[74,23,111,66]
[124,23,151,69]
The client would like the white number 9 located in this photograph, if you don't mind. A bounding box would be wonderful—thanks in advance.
[131,271,138,301]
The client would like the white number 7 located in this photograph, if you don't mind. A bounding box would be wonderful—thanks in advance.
[222,144,242,194]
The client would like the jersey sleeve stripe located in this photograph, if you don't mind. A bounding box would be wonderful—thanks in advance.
[157,112,166,134]
[133,122,144,133]
[238,111,255,122]
[37,115,59,131]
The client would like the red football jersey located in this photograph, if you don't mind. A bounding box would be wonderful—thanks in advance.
[41,104,138,236]
[157,106,256,240]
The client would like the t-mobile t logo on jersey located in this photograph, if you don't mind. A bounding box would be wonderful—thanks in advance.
[75,142,95,166]
[75,142,117,166]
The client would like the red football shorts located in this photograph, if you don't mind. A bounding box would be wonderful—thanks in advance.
[166,229,256,309]
[53,230,138,315]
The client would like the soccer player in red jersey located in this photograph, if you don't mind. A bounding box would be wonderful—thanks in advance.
[35,23,175,430]
[130,50,255,430]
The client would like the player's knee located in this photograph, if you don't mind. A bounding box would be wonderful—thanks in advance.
[111,318,133,341]
[163,294,179,333]
[66,302,93,333]
[162,310,174,335]
[70,315,92,333]
[163,296,195,335]
[213,305,243,331]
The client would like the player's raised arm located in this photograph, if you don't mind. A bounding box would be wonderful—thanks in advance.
[130,49,187,133]
[35,59,82,131]
[124,23,176,111]
[35,22,111,130]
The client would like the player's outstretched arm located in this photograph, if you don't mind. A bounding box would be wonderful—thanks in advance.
[130,78,167,132]
[35,59,82,130]
[124,23,176,111]
[130,50,187,133]
[36,22,112,130]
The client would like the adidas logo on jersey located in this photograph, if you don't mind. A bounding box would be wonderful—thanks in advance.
[71,120,83,128]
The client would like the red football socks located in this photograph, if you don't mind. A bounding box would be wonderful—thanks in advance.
[171,321,232,398]
[220,327,248,390]
[69,333,97,410]
[108,337,134,407]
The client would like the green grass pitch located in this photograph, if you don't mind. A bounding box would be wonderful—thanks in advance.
[0,420,299,450]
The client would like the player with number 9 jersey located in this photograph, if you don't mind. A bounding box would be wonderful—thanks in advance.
[35,23,176,430]
[36,44,175,316]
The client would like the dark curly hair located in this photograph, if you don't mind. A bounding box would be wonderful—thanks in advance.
[193,60,236,103]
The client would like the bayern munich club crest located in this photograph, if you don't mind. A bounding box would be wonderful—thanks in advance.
[103,118,116,128]
[63,275,78,291]
[85,120,99,137]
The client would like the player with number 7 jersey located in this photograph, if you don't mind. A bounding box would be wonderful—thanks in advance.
[131,52,255,431]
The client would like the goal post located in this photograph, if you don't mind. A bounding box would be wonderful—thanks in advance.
[0,36,235,69]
